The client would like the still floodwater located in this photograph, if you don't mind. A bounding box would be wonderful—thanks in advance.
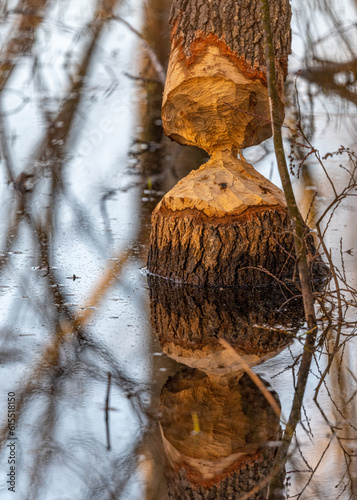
[1,0,357,499]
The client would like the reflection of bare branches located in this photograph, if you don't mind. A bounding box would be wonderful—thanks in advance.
[0,1,170,499]
[292,437,333,500]
[0,0,50,91]
[100,189,117,242]
[61,185,112,254]
[0,194,24,275]
[26,376,59,500]
[268,323,319,498]
[0,108,15,183]
[0,0,138,452]
[28,2,116,173]
[114,15,166,86]
[0,0,123,275]
[219,339,282,420]
[300,61,357,106]
[0,234,144,446]
[124,71,162,85]
[105,372,112,451]
[0,0,159,459]
[309,342,357,498]
[314,0,355,60]
[296,0,357,108]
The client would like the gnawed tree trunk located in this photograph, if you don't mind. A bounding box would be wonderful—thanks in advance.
[147,0,326,286]
[160,368,284,499]
[162,0,291,152]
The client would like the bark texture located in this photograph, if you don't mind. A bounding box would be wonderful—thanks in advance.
[169,0,291,82]
[162,0,291,151]
[165,454,279,500]
[160,369,284,499]
[148,204,325,287]
[148,0,326,287]
[149,275,303,373]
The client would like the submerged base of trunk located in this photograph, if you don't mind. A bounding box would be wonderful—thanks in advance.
[148,204,326,286]
[147,153,327,286]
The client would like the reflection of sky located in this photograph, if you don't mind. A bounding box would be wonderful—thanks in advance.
[0,0,356,499]
[0,0,153,499]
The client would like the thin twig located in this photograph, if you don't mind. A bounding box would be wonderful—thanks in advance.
[260,2,319,497]
[219,339,282,420]
[114,15,166,86]
[105,372,112,451]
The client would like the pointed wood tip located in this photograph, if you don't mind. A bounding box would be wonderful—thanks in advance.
[157,152,286,218]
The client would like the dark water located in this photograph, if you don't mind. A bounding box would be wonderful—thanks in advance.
[1,1,357,499]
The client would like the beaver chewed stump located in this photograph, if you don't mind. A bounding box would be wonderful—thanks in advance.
[147,0,326,286]
[148,151,319,286]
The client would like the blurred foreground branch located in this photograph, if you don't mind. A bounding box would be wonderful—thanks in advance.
[299,60,357,106]
[0,0,50,91]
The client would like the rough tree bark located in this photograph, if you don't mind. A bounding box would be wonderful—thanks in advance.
[162,0,290,151]
[147,0,326,286]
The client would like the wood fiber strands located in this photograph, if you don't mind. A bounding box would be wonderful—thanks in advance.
[163,0,291,151]
[147,0,328,287]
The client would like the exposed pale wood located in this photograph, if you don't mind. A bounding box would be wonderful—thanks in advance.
[163,0,291,151]
[160,369,283,499]
[162,46,279,152]
[147,0,327,287]
[157,150,286,217]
